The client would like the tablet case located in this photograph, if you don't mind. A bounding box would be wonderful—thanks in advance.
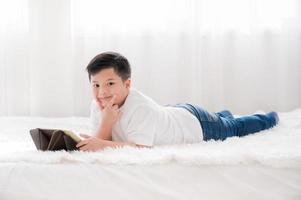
[30,128,80,151]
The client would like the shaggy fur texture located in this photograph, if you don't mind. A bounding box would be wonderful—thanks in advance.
[0,109,300,168]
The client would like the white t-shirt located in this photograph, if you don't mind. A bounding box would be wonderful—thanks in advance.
[90,88,203,146]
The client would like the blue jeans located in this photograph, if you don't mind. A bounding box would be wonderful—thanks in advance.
[172,103,278,141]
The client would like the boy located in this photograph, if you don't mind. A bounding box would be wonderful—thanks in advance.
[76,52,279,151]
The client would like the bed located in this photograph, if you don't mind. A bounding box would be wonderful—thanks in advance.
[0,110,301,200]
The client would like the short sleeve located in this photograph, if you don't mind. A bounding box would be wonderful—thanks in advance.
[126,105,157,146]
[89,100,101,133]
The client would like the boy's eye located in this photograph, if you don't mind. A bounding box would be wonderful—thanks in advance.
[93,84,99,88]
[108,82,115,86]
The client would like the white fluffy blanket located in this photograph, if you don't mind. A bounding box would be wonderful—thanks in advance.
[0,109,300,168]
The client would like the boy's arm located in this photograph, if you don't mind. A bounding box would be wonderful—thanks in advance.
[94,123,113,141]
[93,95,120,141]
[76,134,151,151]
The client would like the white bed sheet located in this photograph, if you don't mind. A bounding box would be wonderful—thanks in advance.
[0,110,301,200]
[1,163,300,200]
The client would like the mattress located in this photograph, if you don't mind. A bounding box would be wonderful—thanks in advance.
[0,109,301,200]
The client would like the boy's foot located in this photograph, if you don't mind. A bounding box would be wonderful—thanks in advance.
[266,111,279,126]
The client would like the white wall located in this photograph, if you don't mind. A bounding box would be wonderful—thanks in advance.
[0,0,300,117]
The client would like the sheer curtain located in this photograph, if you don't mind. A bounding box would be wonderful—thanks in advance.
[0,0,300,117]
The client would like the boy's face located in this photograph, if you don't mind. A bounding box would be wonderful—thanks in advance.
[91,68,131,109]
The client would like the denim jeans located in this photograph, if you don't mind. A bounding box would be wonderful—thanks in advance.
[172,103,278,141]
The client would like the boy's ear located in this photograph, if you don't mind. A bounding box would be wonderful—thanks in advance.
[125,79,131,89]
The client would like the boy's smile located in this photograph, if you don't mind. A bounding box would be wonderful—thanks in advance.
[91,68,131,109]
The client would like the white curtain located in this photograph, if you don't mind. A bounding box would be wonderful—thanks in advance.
[0,0,300,117]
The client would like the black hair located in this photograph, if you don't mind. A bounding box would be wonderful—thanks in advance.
[86,51,131,82]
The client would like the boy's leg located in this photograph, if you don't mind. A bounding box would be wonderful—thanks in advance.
[171,103,279,141]
[233,112,279,137]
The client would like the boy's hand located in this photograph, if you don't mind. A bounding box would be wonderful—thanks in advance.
[76,133,106,152]
[95,100,104,110]
[101,95,122,126]
[77,133,139,151]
